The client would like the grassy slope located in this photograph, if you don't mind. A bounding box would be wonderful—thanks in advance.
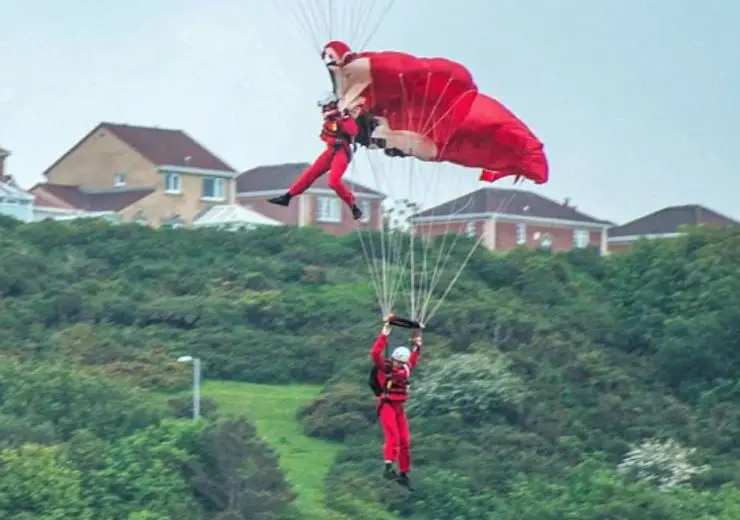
[202,381,343,519]
[200,382,399,520]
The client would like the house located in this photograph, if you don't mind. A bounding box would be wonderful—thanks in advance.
[0,148,34,222]
[235,162,386,235]
[192,203,283,231]
[29,122,238,227]
[409,187,612,254]
[608,204,739,253]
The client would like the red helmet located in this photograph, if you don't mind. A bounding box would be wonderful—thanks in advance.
[322,40,354,67]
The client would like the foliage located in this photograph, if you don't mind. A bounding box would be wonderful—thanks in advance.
[1,219,740,519]
[408,351,529,422]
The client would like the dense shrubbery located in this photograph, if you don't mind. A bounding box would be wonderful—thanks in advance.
[2,216,740,519]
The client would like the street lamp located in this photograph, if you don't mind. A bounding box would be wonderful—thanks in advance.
[177,355,201,420]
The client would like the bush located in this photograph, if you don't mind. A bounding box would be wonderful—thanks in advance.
[408,352,529,422]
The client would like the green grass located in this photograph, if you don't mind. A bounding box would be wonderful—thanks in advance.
[196,381,346,520]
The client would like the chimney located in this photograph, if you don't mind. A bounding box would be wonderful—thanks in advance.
[0,148,9,183]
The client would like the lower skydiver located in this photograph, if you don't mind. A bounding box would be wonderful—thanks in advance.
[369,316,423,490]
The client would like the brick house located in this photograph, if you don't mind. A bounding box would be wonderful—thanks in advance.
[409,187,611,254]
[235,162,386,235]
[608,204,739,253]
[29,122,238,227]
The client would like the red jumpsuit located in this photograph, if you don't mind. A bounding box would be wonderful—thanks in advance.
[370,334,420,474]
[288,110,359,207]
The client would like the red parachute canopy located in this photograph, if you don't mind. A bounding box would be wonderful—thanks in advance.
[357,50,479,148]
[323,41,548,185]
[323,41,478,154]
[440,93,549,185]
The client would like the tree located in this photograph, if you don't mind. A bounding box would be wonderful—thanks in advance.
[186,417,295,519]
[0,443,94,519]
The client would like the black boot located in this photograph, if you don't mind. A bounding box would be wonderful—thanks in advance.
[351,203,363,221]
[370,137,387,149]
[267,193,292,207]
[384,147,408,158]
[397,472,414,491]
[383,463,398,480]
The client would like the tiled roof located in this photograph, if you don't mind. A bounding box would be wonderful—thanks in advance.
[236,162,385,198]
[609,204,739,238]
[42,122,236,176]
[411,187,609,225]
[31,183,154,212]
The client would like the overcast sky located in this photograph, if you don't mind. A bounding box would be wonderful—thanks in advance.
[1,0,738,224]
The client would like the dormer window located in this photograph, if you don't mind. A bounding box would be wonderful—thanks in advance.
[114,173,126,187]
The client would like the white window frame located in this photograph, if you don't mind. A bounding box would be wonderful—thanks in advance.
[359,200,371,223]
[464,220,476,238]
[165,173,181,194]
[315,196,342,223]
[202,177,225,200]
[516,222,527,245]
[573,229,590,248]
[114,173,126,187]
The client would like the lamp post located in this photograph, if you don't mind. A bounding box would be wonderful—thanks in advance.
[177,355,201,420]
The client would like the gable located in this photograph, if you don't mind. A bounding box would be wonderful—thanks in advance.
[42,126,157,187]
[42,123,237,182]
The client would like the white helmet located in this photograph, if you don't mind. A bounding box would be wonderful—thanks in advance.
[391,346,411,364]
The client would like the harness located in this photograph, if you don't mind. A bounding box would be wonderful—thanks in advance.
[321,116,355,155]
[369,361,411,419]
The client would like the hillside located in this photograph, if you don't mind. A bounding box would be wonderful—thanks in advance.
[1,215,740,519]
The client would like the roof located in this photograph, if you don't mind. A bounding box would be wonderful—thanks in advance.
[31,183,154,212]
[193,204,283,227]
[0,180,33,201]
[42,122,236,176]
[411,187,610,225]
[236,162,385,198]
[609,204,739,238]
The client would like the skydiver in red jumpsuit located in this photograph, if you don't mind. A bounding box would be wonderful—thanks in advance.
[370,317,422,491]
[267,96,364,221]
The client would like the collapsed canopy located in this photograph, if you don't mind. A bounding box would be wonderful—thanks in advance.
[323,40,549,185]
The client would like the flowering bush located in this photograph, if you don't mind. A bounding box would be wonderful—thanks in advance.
[616,437,709,490]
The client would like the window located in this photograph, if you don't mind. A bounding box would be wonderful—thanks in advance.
[359,200,371,223]
[516,222,527,245]
[114,173,126,187]
[464,221,476,238]
[165,173,181,194]
[573,229,589,248]
[316,196,341,223]
[202,177,225,200]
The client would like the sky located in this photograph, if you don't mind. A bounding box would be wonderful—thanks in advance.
[1,0,738,224]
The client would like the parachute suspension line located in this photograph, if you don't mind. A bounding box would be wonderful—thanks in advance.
[278,1,397,54]
[394,73,480,325]
[424,189,520,323]
[407,73,465,322]
[355,0,398,52]
[349,191,388,315]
